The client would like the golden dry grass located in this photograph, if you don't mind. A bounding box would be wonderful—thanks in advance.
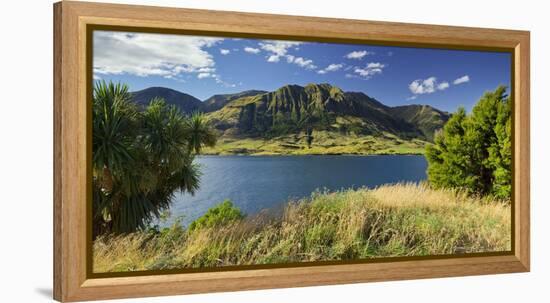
[93,183,511,273]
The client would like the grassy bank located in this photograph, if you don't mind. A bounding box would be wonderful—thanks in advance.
[202,131,427,155]
[93,183,510,273]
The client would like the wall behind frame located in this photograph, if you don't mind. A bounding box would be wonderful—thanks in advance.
[0,0,547,302]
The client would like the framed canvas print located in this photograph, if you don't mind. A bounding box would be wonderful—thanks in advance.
[53,1,530,302]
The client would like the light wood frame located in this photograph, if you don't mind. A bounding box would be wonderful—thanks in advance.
[53,1,530,301]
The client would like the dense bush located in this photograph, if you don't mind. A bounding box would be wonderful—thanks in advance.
[425,86,511,199]
[188,200,245,231]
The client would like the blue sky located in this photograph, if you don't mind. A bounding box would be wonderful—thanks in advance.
[93,30,511,112]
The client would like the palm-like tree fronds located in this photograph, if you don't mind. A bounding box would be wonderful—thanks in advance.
[185,111,217,154]
[92,81,218,237]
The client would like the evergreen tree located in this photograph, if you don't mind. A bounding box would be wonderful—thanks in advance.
[425,86,511,199]
[486,88,512,198]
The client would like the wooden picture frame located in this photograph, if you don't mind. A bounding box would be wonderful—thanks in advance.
[53,1,530,301]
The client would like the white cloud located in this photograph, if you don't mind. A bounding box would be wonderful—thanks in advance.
[196,67,215,73]
[325,63,343,72]
[267,55,280,62]
[437,82,450,90]
[196,72,236,87]
[244,47,260,54]
[163,75,186,83]
[292,57,317,70]
[93,31,222,78]
[280,54,317,70]
[198,73,235,87]
[354,67,382,77]
[366,62,384,69]
[259,40,302,62]
[197,73,212,79]
[317,63,344,74]
[353,62,386,79]
[406,95,418,101]
[259,41,300,55]
[345,50,372,60]
[214,76,236,88]
[93,31,237,88]
[255,40,317,70]
[408,77,449,96]
[409,77,437,94]
[453,75,470,85]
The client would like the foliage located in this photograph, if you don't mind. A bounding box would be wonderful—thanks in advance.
[93,183,511,272]
[425,86,511,199]
[188,200,245,231]
[92,81,217,236]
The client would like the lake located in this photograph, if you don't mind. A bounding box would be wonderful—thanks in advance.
[160,155,428,227]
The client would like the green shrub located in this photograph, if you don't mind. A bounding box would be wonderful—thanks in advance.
[425,86,511,199]
[188,200,244,231]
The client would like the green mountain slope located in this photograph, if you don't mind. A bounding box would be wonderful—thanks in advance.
[131,87,203,113]
[207,83,446,139]
[203,90,267,112]
[389,104,450,141]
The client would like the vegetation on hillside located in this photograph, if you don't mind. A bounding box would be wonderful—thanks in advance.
[92,81,217,236]
[202,131,427,155]
[93,183,510,272]
[426,86,511,199]
[202,90,267,112]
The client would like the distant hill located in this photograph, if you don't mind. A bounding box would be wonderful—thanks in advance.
[389,104,450,141]
[203,90,267,112]
[206,83,449,141]
[131,87,203,113]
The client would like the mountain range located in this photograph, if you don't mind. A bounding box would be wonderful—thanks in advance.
[131,84,450,155]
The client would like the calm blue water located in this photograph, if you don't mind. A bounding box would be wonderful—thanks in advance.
[160,155,427,227]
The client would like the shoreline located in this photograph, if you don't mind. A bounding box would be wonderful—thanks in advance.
[198,153,425,157]
[200,151,425,157]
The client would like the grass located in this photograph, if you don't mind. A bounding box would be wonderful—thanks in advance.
[202,130,427,155]
[93,183,511,273]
